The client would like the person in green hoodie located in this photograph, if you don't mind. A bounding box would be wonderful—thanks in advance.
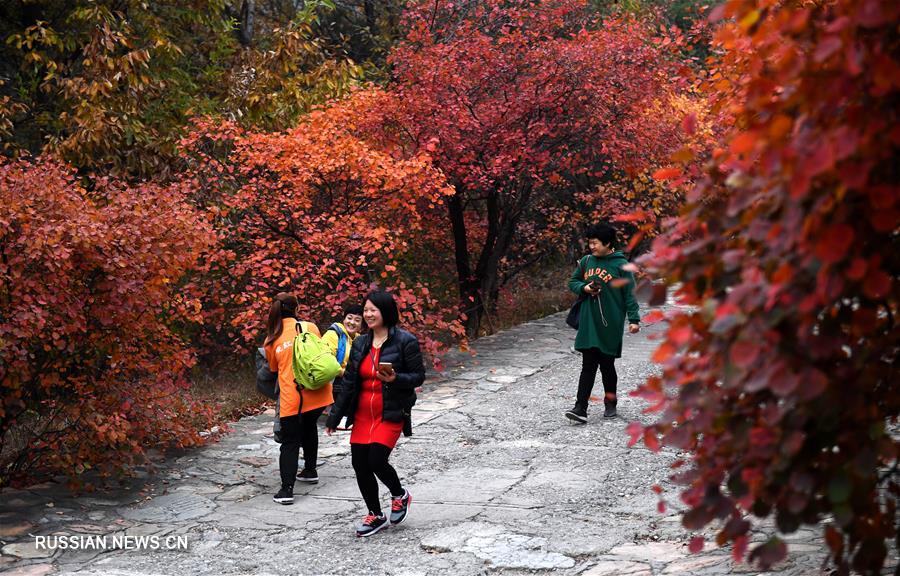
[565,223,640,422]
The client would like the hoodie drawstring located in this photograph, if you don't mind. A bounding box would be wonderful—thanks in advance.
[595,294,608,327]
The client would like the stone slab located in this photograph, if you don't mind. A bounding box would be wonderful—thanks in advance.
[207,493,356,529]
[661,554,730,574]
[0,521,34,538]
[453,371,489,381]
[67,523,111,535]
[216,485,259,502]
[2,564,56,576]
[118,493,217,523]
[485,375,519,384]
[413,467,526,503]
[237,456,272,468]
[476,382,505,392]
[583,559,653,576]
[412,503,484,526]
[420,522,574,570]
[608,542,688,563]
[1,541,55,560]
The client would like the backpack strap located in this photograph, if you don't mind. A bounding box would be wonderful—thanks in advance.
[330,323,348,363]
[296,320,307,335]
[293,320,308,410]
[577,255,589,277]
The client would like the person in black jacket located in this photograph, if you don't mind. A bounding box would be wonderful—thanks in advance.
[325,290,425,537]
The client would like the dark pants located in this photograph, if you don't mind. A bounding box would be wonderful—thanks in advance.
[351,443,404,516]
[576,348,617,410]
[279,406,326,489]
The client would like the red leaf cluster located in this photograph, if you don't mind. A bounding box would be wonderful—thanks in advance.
[0,157,218,485]
[631,1,899,573]
[376,0,688,334]
[180,91,465,359]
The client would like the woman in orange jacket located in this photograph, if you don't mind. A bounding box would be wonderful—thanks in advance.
[264,292,332,504]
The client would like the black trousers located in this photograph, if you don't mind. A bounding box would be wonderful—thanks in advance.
[351,443,404,516]
[279,406,326,489]
[576,348,617,409]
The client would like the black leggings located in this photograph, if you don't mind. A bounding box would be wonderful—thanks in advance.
[279,406,326,489]
[576,348,617,408]
[351,443,404,515]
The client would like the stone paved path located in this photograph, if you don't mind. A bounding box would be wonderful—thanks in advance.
[2,311,889,575]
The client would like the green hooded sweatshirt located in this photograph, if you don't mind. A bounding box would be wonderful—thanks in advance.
[568,251,641,357]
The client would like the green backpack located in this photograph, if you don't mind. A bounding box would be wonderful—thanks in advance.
[291,323,341,391]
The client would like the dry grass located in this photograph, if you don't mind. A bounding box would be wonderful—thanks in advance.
[188,360,272,422]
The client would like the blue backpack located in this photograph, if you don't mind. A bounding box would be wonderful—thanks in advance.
[329,323,349,364]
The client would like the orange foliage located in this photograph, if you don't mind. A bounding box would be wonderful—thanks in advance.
[181,90,464,360]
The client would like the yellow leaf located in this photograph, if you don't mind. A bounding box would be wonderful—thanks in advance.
[739,10,760,30]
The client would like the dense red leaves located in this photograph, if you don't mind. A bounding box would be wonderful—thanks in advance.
[633,1,899,574]
[0,157,217,486]
[392,4,678,194]
[181,92,464,359]
[377,0,685,334]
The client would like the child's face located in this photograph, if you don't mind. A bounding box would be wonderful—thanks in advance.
[343,313,362,336]
[588,238,613,257]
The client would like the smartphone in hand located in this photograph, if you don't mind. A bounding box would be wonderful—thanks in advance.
[377,362,394,374]
[588,280,602,292]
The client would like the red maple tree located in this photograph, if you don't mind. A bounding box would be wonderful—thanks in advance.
[180,91,464,360]
[378,0,686,335]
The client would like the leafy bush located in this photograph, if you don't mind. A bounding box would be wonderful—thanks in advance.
[630,0,899,573]
[0,157,217,486]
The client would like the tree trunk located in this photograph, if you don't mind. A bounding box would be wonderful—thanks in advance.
[475,184,529,319]
[364,0,377,34]
[478,206,519,320]
[238,0,255,46]
[483,216,517,313]
[446,190,482,337]
[447,183,531,337]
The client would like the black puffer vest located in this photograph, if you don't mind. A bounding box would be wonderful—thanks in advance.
[325,326,424,436]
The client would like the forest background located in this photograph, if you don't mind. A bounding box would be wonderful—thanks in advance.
[1,1,896,573]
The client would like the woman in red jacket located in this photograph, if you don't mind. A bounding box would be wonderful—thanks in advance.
[326,290,425,537]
